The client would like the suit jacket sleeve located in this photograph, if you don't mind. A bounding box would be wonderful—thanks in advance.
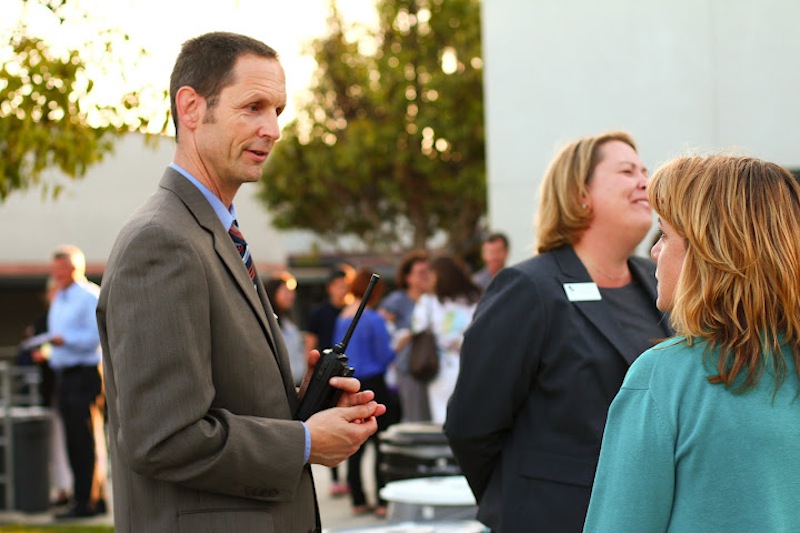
[445,265,550,501]
[101,222,306,501]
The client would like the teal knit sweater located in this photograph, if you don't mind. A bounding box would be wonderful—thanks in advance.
[584,337,800,532]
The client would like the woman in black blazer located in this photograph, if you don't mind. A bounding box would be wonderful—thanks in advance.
[445,131,672,533]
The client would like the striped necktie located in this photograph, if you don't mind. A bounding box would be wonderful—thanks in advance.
[229,220,256,287]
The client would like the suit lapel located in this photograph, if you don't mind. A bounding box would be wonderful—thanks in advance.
[553,246,642,365]
[257,281,301,410]
[158,169,283,365]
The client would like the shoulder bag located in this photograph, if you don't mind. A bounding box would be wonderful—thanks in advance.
[408,298,439,382]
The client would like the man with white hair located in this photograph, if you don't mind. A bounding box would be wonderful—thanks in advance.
[48,244,105,518]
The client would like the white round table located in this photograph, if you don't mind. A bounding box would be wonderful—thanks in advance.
[379,476,478,523]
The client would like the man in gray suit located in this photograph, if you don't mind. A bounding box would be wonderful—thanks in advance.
[96,32,385,532]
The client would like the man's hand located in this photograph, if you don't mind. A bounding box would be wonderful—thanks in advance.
[31,348,47,363]
[305,399,386,467]
[299,349,372,404]
[303,362,388,467]
[301,348,389,466]
[298,349,322,399]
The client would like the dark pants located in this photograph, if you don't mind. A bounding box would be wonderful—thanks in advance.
[56,365,101,510]
[348,374,392,507]
[347,432,384,507]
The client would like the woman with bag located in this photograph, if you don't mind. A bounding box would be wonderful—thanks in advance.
[265,272,306,386]
[379,250,434,421]
[411,255,480,424]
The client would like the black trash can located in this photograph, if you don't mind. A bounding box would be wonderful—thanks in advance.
[0,406,52,512]
[379,422,461,483]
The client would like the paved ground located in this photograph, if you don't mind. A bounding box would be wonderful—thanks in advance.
[0,442,487,531]
[315,461,387,532]
[0,450,385,531]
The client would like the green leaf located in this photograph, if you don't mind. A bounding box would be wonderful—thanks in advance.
[0,3,169,202]
[258,0,486,256]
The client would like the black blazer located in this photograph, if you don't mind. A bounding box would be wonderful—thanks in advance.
[445,245,672,533]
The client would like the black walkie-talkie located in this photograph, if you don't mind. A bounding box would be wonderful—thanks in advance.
[295,273,380,421]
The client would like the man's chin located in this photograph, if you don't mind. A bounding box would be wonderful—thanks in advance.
[240,169,265,183]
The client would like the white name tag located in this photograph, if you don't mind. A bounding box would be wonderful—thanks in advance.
[563,282,602,302]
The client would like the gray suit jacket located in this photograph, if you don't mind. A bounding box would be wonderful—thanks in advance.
[445,245,672,533]
[97,168,318,532]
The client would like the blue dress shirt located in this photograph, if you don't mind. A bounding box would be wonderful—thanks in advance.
[48,280,101,369]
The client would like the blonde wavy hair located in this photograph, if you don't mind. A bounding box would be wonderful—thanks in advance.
[536,131,637,253]
[649,154,800,392]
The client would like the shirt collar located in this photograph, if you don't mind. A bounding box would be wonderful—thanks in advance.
[169,162,238,230]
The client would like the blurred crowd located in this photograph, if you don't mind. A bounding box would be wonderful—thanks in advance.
[13,236,510,521]
[256,230,509,516]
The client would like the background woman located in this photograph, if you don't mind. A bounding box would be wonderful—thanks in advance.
[379,249,433,422]
[265,272,306,386]
[445,131,672,532]
[584,155,800,532]
[412,254,480,424]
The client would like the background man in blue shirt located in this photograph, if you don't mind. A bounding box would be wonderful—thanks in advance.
[48,244,105,518]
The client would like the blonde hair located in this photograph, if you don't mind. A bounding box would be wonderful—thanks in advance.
[649,154,800,392]
[536,131,637,253]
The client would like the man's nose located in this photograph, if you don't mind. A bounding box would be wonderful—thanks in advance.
[260,113,281,141]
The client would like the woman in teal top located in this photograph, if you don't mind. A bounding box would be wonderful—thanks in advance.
[584,155,800,532]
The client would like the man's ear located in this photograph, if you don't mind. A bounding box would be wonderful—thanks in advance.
[175,86,204,132]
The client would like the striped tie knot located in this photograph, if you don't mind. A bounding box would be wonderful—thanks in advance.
[229,220,256,287]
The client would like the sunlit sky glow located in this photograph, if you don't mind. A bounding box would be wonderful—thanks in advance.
[2,0,378,133]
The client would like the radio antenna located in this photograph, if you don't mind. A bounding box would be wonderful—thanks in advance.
[333,273,380,354]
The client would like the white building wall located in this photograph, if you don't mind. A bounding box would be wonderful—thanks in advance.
[482,0,800,263]
[0,133,315,268]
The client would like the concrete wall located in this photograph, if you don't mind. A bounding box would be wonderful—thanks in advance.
[0,133,315,269]
[482,0,800,263]
[0,134,320,346]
